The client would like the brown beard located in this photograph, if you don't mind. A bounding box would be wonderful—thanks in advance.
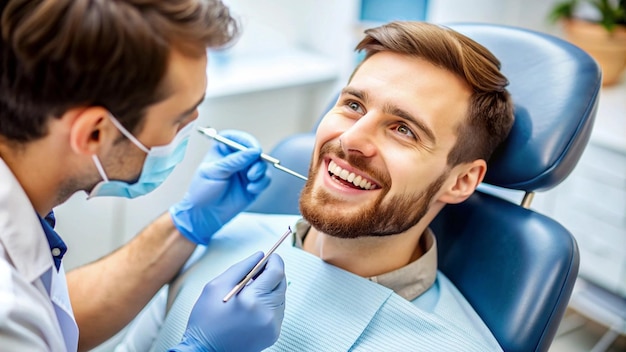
[299,142,448,239]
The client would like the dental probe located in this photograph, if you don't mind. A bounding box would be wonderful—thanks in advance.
[197,127,308,181]
[222,227,293,302]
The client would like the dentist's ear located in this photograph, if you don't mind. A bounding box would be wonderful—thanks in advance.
[438,159,487,204]
[68,107,116,155]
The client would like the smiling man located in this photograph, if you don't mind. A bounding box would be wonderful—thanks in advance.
[118,21,514,351]
[298,51,496,275]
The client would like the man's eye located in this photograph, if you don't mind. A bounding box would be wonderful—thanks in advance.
[178,110,199,125]
[347,101,364,113]
[395,124,416,139]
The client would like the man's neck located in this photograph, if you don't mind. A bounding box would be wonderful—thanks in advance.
[0,139,74,217]
[302,224,427,277]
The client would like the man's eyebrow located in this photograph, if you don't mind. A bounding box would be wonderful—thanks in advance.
[179,94,206,118]
[341,87,369,102]
[384,104,437,144]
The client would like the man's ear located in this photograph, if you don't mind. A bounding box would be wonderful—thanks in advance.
[67,107,116,156]
[438,159,487,204]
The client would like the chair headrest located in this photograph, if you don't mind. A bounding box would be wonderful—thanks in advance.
[447,24,601,192]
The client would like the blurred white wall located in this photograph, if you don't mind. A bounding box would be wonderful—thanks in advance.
[428,0,560,34]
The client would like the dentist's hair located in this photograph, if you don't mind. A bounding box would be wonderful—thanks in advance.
[353,21,514,166]
[0,0,238,143]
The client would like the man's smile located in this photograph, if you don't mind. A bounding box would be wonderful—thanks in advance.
[326,158,381,191]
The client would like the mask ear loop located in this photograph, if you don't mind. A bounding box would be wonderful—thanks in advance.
[91,154,110,182]
[107,114,150,154]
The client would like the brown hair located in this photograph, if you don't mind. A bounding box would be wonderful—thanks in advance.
[354,21,514,165]
[0,0,238,143]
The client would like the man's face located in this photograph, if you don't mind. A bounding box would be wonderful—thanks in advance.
[300,52,471,238]
[103,49,207,183]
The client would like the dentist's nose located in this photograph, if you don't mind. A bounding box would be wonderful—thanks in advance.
[339,115,378,158]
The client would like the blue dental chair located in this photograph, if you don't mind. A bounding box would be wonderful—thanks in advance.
[247,23,601,351]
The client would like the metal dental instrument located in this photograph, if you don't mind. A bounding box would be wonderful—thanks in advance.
[197,126,308,181]
[222,227,293,302]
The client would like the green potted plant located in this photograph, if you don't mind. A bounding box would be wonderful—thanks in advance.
[549,0,626,85]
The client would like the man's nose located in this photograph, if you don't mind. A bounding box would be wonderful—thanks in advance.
[339,114,379,158]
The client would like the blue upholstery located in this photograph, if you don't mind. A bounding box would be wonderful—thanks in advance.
[452,24,600,192]
[247,23,601,352]
[246,133,312,214]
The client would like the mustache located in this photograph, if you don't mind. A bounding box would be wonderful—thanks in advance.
[318,141,391,188]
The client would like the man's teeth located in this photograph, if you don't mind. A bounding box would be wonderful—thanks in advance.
[328,160,375,190]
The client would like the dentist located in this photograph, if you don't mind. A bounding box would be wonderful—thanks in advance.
[0,0,286,351]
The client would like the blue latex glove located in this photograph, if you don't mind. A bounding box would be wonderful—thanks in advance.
[170,130,271,245]
[171,251,287,352]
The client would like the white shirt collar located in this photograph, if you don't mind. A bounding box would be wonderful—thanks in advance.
[0,157,54,282]
[293,219,438,301]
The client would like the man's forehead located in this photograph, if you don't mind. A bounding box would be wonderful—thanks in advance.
[166,50,207,97]
[352,52,470,105]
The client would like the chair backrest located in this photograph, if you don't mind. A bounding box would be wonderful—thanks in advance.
[247,23,601,352]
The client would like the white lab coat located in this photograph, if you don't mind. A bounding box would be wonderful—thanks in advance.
[0,158,79,351]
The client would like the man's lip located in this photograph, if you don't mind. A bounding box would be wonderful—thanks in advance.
[325,157,381,189]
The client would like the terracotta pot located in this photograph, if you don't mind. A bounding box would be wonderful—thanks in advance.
[563,19,626,86]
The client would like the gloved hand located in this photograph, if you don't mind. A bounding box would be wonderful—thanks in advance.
[170,130,271,245]
[171,251,287,352]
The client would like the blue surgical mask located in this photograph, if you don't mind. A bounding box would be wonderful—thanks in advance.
[88,115,194,199]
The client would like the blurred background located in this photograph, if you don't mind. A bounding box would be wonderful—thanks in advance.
[53,1,625,351]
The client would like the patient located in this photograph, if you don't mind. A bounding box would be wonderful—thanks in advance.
[117,21,514,351]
